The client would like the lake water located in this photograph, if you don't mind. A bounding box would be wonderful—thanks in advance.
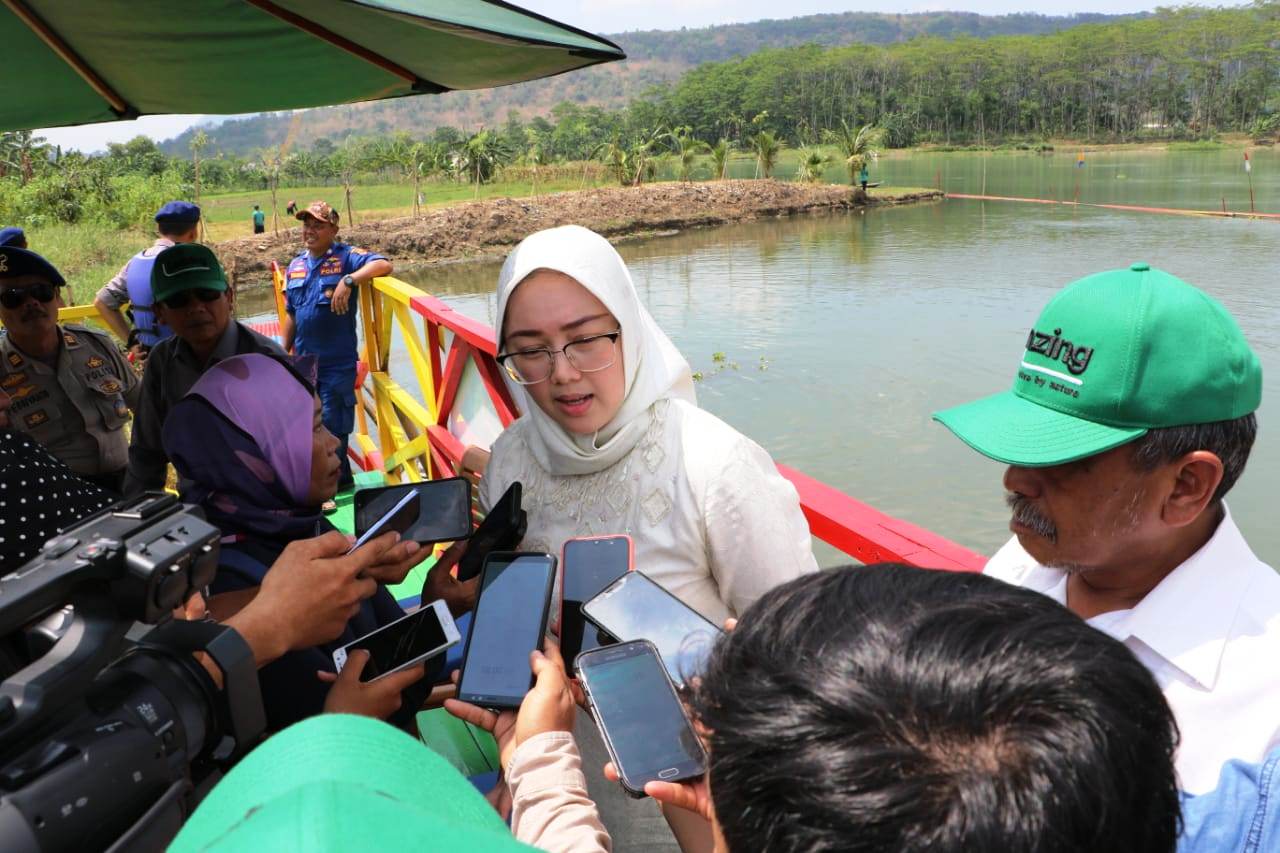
[244,147,1280,564]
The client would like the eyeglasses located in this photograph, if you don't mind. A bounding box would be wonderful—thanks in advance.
[497,330,621,385]
[160,288,224,310]
[0,283,57,310]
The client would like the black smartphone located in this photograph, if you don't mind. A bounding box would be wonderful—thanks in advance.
[456,482,526,582]
[353,477,472,545]
[559,535,633,672]
[577,640,708,798]
[456,551,556,709]
[333,599,462,683]
[582,571,722,687]
[346,489,421,555]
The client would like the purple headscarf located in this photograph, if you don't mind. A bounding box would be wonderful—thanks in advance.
[164,354,320,540]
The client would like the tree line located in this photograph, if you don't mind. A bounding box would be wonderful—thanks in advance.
[3,3,1277,230]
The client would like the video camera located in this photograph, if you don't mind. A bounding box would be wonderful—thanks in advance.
[0,493,265,852]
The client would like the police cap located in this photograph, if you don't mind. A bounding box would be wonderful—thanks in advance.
[0,227,27,248]
[0,247,65,286]
[154,201,202,225]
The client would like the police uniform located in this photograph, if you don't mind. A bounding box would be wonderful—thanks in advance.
[95,237,175,348]
[285,241,384,484]
[0,323,139,491]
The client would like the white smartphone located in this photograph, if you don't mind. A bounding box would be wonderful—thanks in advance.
[346,488,420,555]
[332,599,461,683]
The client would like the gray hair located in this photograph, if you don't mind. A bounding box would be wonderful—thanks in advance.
[1129,413,1257,503]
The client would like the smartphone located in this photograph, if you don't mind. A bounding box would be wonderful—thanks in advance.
[332,599,461,683]
[582,571,722,687]
[577,640,708,798]
[559,535,633,672]
[353,477,472,545]
[347,489,420,555]
[456,482,526,582]
[455,551,556,709]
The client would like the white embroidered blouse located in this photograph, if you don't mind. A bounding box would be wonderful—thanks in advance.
[479,398,819,624]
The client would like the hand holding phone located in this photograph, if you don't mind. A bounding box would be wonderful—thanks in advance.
[333,599,461,682]
[578,640,707,798]
[353,477,472,545]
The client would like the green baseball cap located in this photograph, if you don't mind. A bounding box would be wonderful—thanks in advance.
[150,243,228,305]
[170,714,535,852]
[933,263,1262,467]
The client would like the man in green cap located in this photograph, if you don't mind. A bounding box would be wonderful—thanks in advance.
[124,243,283,495]
[933,262,1280,795]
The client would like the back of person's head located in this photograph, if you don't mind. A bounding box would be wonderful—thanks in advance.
[692,564,1181,853]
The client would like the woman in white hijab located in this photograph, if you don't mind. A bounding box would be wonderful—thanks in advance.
[479,225,817,623]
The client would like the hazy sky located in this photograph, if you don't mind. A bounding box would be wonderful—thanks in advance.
[36,1,1246,153]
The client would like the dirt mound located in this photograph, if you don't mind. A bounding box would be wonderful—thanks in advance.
[214,181,941,288]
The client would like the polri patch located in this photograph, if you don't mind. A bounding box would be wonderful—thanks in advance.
[100,380,121,394]
[1,372,25,389]
[85,355,105,369]
[62,331,79,347]
[6,352,22,368]
[24,411,48,428]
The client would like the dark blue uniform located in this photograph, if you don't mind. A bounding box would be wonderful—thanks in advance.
[285,241,384,486]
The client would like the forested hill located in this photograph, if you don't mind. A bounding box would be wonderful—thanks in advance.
[158,10,1127,156]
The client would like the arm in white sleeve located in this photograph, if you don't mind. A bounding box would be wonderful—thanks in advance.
[702,435,819,617]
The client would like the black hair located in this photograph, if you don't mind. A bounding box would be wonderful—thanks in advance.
[1130,413,1257,503]
[157,220,197,238]
[692,564,1181,853]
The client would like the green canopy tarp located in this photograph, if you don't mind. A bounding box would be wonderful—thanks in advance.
[1,0,624,131]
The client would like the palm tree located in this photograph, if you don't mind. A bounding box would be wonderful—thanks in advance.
[795,148,832,183]
[0,131,51,185]
[710,139,732,180]
[824,120,885,185]
[664,126,709,182]
[524,129,552,196]
[593,136,630,186]
[751,131,780,179]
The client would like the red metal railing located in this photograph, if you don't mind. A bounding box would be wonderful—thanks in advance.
[348,277,985,573]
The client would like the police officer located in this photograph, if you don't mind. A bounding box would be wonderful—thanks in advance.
[0,247,139,494]
[124,243,283,497]
[282,201,392,490]
[94,201,201,360]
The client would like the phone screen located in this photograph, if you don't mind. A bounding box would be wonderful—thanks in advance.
[579,641,706,792]
[582,572,721,686]
[354,478,472,544]
[561,537,630,669]
[457,553,555,708]
[341,604,457,683]
[347,489,420,554]
[456,482,524,582]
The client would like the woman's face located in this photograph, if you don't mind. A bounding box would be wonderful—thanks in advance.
[305,395,341,505]
[502,270,625,436]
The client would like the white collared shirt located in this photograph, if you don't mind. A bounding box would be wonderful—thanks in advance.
[985,505,1280,794]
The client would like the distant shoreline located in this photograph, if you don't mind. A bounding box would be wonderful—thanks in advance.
[214,180,941,290]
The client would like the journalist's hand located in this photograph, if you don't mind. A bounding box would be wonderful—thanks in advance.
[423,540,479,617]
[360,537,425,585]
[234,530,394,663]
[319,650,426,719]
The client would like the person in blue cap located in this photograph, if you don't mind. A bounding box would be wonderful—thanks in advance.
[93,201,201,361]
[0,226,27,249]
[0,246,139,494]
[283,201,392,492]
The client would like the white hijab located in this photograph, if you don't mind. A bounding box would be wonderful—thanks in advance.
[496,225,695,476]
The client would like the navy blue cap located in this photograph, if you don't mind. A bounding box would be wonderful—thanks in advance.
[0,247,65,286]
[154,201,201,225]
[0,227,26,248]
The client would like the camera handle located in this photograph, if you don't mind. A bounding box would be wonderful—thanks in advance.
[0,593,130,746]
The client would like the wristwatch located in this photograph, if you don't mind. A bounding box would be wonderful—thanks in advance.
[342,275,355,288]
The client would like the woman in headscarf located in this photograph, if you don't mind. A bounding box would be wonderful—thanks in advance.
[163,353,434,731]
[481,225,818,625]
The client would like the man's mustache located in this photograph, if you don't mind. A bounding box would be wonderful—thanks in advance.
[1006,492,1057,542]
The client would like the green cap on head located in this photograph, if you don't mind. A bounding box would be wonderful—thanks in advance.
[170,714,535,852]
[933,263,1262,467]
[150,243,228,305]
